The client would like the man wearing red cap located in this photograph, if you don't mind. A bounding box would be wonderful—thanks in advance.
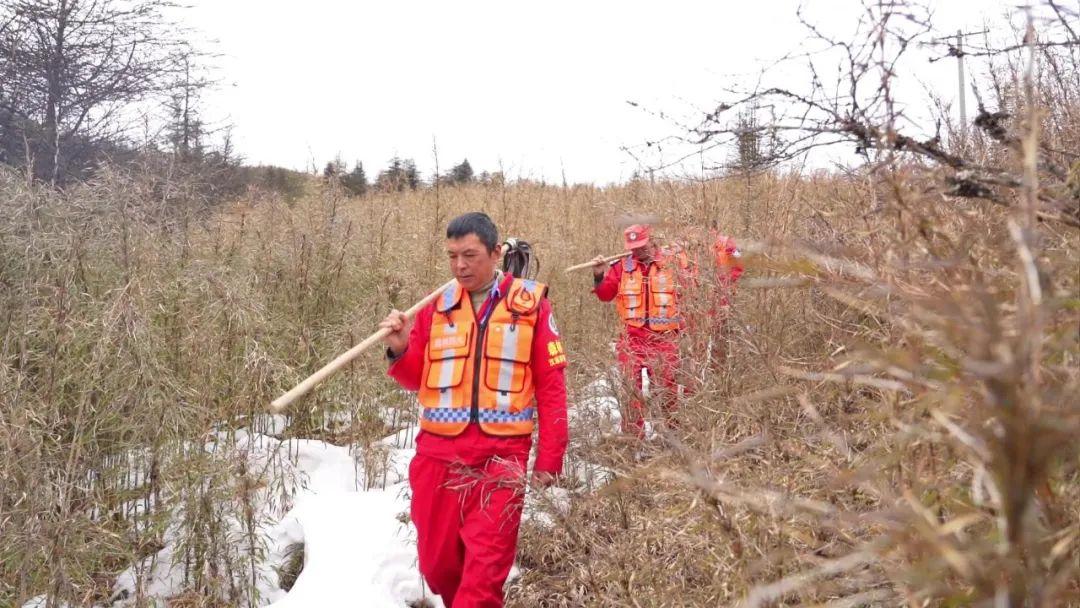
[588,224,690,436]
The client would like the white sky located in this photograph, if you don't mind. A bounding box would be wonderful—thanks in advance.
[180,0,1028,184]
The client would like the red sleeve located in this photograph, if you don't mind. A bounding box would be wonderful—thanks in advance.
[387,304,434,391]
[726,263,744,284]
[592,261,622,302]
[530,297,569,475]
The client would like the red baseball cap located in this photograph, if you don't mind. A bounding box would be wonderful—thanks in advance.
[623,224,651,250]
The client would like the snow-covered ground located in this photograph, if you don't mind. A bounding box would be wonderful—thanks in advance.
[105,419,442,608]
[264,424,437,607]
[25,378,623,608]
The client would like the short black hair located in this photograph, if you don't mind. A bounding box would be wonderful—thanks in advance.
[446,212,499,252]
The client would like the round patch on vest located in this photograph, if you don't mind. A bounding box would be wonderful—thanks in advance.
[548,314,560,336]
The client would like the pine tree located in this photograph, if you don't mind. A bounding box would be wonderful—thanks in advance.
[323,155,346,180]
[373,157,422,191]
[403,158,421,190]
[342,161,368,196]
[449,158,474,184]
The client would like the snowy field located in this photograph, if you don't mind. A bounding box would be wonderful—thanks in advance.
[24,379,622,608]
[110,420,447,608]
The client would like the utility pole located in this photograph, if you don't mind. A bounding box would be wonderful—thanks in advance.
[956,29,967,144]
[929,29,987,148]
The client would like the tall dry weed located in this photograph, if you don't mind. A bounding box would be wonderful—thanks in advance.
[1,5,1077,607]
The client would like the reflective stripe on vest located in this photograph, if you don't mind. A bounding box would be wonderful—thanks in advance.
[418,278,546,437]
[421,407,535,424]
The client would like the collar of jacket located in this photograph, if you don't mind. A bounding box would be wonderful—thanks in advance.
[624,253,665,271]
[475,271,511,321]
[472,269,505,299]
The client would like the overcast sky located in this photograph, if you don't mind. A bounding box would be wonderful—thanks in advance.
[180,0,1025,184]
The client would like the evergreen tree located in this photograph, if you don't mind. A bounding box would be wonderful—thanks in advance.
[323,155,346,180]
[164,56,210,162]
[449,158,474,184]
[376,156,406,192]
[403,158,421,190]
[342,160,368,196]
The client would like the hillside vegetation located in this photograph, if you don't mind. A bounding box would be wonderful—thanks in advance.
[2,157,1077,605]
[2,1,1078,606]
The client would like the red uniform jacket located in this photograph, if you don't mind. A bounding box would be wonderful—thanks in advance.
[594,238,743,338]
[389,273,569,475]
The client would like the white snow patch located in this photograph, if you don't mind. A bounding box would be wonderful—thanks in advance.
[31,374,626,608]
[22,596,71,608]
[100,419,440,608]
[267,489,441,608]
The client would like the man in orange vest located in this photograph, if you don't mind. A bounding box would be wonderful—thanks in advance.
[589,223,690,436]
[702,230,744,368]
[379,212,568,608]
[674,225,745,370]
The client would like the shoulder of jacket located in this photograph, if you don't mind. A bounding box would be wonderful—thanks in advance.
[506,277,547,314]
[434,281,465,312]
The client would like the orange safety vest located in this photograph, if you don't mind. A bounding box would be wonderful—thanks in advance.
[418,277,547,437]
[615,249,689,332]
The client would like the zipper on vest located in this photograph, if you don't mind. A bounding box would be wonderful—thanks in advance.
[469,314,488,424]
[470,285,503,423]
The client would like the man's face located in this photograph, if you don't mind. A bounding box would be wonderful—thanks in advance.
[447,234,500,292]
[631,242,656,262]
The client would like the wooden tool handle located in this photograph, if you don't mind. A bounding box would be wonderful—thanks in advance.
[564,251,632,273]
[270,278,457,412]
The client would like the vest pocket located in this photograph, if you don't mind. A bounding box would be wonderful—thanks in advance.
[649,269,677,317]
[619,273,644,318]
[483,321,532,394]
[425,324,472,390]
[649,268,677,295]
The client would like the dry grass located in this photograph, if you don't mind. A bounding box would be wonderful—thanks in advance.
[506,168,1078,606]
[2,161,1075,606]
[1,9,1078,606]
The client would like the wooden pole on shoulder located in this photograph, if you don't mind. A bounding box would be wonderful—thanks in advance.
[563,251,631,273]
[270,278,457,412]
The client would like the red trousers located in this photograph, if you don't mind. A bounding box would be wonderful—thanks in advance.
[409,452,526,608]
[616,333,680,436]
